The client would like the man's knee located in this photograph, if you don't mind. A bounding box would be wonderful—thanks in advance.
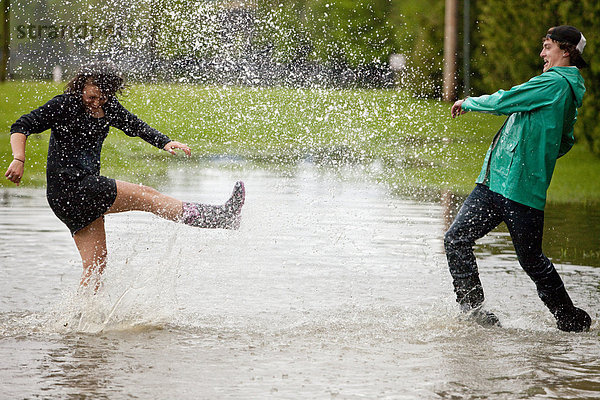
[444,227,469,252]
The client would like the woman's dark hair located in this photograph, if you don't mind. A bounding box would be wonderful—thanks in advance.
[65,61,127,98]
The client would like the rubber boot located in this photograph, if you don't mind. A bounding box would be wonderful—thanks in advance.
[454,275,500,327]
[182,181,245,230]
[540,286,591,332]
[454,275,485,310]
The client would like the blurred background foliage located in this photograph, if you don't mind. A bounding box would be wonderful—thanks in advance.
[1,0,599,154]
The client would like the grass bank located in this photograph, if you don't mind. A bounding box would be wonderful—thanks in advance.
[1,80,599,204]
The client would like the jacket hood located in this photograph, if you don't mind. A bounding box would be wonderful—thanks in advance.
[549,67,585,107]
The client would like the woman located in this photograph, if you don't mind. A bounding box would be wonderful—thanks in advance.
[5,62,245,287]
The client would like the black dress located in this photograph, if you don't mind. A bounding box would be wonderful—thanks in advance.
[11,93,171,234]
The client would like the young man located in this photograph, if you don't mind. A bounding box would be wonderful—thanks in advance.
[445,26,591,332]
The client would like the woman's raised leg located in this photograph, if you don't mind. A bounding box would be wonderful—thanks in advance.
[107,180,183,221]
[107,180,245,229]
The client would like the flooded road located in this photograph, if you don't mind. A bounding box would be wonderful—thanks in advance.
[1,161,599,399]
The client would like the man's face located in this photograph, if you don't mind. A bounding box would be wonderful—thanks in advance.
[540,38,568,72]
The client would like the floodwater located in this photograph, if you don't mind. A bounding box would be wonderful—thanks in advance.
[1,161,599,399]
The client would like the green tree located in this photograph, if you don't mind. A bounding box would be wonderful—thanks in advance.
[472,0,600,155]
[302,0,395,67]
[572,0,600,154]
[387,0,445,97]
[472,0,561,93]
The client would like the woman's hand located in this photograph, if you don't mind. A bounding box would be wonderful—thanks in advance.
[164,141,191,156]
[451,99,468,118]
[5,159,25,186]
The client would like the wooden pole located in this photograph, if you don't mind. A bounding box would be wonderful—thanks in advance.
[0,0,9,82]
[463,0,470,97]
[443,0,457,101]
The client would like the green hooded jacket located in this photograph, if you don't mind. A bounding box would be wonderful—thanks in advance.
[462,66,585,210]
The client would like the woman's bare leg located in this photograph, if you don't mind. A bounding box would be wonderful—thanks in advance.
[107,180,183,221]
[73,216,108,288]
[107,180,245,229]
[72,183,180,289]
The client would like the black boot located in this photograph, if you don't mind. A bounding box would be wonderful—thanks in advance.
[454,275,500,327]
[454,275,485,310]
[181,181,245,230]
[540,287,591,332]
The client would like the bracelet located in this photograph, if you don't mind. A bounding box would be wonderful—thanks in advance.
[13,158,25,164]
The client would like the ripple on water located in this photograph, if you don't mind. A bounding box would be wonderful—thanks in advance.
[1,164,599,399]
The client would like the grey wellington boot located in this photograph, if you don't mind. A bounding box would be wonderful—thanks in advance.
[182,181,245,230]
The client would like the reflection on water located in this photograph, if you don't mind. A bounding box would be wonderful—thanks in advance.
[545,203,600,267]
[0,161,599,399]
[39,336,115,397]
[441,190,600,268]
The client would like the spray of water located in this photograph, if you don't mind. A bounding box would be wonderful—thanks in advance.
[4,1,497,333]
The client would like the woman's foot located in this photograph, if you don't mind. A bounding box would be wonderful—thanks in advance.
[223,181,245,230]
[182,181,245,230]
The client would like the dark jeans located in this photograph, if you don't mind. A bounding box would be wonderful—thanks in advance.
[444,184,567,310]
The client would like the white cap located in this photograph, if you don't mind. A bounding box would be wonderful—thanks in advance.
[577,33,586,54]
